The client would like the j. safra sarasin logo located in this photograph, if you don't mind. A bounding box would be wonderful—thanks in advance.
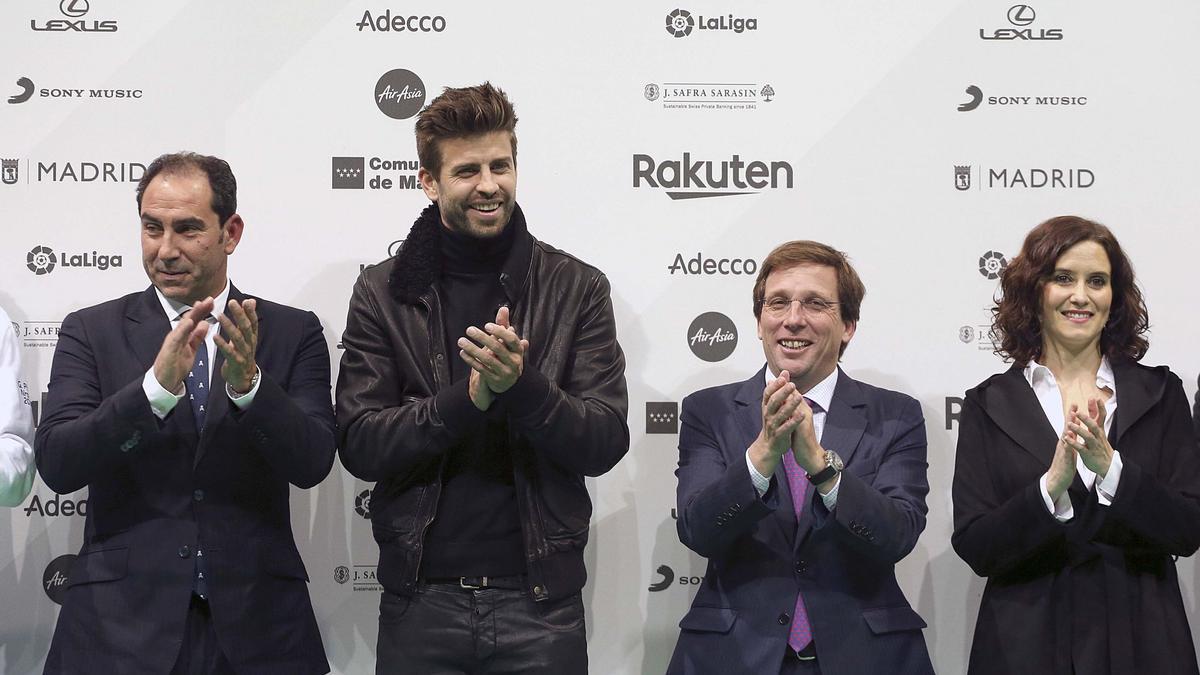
[665,8,757,37]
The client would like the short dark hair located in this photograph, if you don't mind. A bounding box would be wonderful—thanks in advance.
[415,82,518,178]
[752,240,865,356]
[993,215,1149,364]
[136,152,237,224]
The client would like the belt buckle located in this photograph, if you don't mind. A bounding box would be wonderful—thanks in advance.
[459,576,487,590]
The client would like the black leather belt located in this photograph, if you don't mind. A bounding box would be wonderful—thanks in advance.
[424,575,526,591]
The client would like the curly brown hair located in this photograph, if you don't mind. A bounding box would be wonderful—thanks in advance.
[992,215,1148,364]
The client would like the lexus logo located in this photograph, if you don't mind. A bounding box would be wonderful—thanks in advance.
[1007,5,1035,26]
[59,0,89,18]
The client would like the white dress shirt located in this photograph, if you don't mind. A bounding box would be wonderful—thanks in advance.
[746,367,841,509]
[1026,357,1122,522]
[141,281,261,418]
[0,307,35,507]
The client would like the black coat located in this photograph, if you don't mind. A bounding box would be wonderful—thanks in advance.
[952,361,1200,675]
[36,285,334,675]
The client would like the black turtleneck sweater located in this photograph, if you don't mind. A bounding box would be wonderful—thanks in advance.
[421,222,525,578]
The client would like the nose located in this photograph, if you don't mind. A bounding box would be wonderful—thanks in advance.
[156,230,181,263]
[1069,279,1089,305]
[782,301,809,328]
[476,167,498,195]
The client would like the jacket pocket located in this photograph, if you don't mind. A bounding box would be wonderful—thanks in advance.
[66,546,128,587]
[678,606,737,633]
[862,605,927,634]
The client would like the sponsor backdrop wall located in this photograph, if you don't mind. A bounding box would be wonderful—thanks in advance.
[3,1,1199,673]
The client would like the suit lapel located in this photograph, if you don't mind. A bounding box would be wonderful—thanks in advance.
[980,366,1059,467]
[733,367,798,541]
[125,286,199,432]
[793,369,867,548]
[1110,360,1158,446]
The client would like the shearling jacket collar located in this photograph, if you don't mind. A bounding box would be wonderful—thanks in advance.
[388,202,533,304]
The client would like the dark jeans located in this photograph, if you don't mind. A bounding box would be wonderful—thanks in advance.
[376,584,587,675]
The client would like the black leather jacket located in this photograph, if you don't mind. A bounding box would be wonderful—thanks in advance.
[336,203,629,601]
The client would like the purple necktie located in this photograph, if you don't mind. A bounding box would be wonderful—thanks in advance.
[781,397,821,652]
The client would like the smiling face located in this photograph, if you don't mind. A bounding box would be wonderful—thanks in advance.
[140,169,242,304]
[418,130,516,239]
[757,263,856,393]
[1039,240,1112,356]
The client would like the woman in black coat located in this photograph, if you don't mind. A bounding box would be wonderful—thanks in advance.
[952,215,1200,675]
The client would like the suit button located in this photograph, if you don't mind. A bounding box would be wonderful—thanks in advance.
[778,613,790,625]
[193,489,205,502]
[178,545,191,558]
[795,560,807,574]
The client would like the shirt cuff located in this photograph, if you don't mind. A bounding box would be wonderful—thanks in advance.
[745,450,771,497]
[226,368,261,410]
[433,380,486,433]
[143,367,183,419]
[1039,473,1074,522]
[1095,450,1122,506]
[819,473,841,509]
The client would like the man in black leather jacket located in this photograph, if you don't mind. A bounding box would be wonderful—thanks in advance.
[336,82,629,675]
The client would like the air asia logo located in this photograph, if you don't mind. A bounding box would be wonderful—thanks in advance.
[357,11,446,32]
[957,84,1086,111]
[374,69,426,120]
[332,156,419,190]
[687,312,738,362]
[665,8,757,37]
[19,321,61,349]
[978,251,1008,279]
[354,488,372,518]
[8,77,34,104]
[8,77,143,102]
[27,245,122,274]
[24,493,88,517]
[669,253,758,276]
[955,165,1094,190]
[646,402,679,434]
[2,159,145,184]
[644,82,775,111]
[2,159,17,185]
[648,564,704,591]
[980,5,1062,40]
[31,0,118,32]
[634,153,793,200]
[43,554,76,605]
[334,565,350,584]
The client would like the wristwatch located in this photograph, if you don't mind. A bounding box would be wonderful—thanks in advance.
[806,449,844,485]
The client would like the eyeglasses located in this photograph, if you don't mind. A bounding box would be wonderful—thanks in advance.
[759,297,839,317]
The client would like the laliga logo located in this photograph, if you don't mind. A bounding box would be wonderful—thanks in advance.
[978,251,1008,280]
[665,8,757,37]
[26,245,122,274]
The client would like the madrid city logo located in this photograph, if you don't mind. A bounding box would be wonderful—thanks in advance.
[954,164,1094,190]
[31,0,118,32]
[665,8,757,37]
[980,4,1062,40]
[978,251,1008,280]
[27,245,122,274]
[2,158,18,185]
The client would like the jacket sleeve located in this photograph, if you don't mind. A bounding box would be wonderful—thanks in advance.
[503,272,630,477]
[336,274,482,483]
[228,310,336,489]
[35,311,165,494]
[951,391,1067,578]
[1102,373,1200,556]
[0,314,34,506]
[819,397,930,564]
[674,393,777,558]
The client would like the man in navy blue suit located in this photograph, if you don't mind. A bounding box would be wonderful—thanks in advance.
[669,240,933,674]
[36,152,333,675]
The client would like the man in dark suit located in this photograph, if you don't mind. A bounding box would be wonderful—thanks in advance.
[669,240,933,675]
[35,152,334,675]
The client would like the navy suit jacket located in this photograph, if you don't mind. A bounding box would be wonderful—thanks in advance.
[668,367,934,675]
[35,285,334,675]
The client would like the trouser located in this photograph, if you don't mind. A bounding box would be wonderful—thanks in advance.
[170,594,234,675]
[375,583,587,675]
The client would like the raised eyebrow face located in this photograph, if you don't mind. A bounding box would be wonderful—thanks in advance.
[141,213,209,231]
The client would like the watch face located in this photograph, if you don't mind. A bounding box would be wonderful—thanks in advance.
[826,451,844,472]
